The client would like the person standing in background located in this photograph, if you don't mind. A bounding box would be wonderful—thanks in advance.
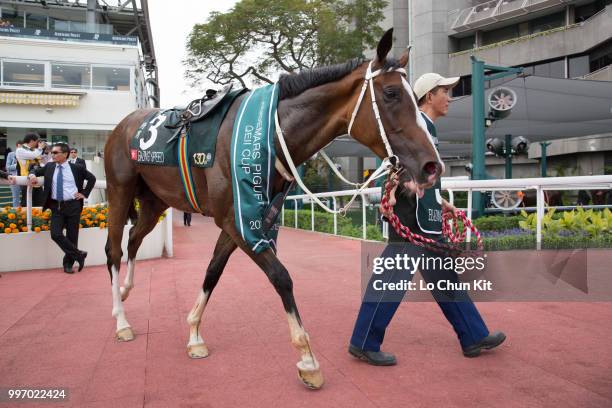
[16,133,44,207]
[5,141,21,207]
[69,148,86,167]
[11,143,96,274]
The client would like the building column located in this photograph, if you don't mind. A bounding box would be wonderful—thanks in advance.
[87,0,97,33]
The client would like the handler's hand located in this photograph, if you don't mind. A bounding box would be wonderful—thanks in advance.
[74,192,86,200]
[28,174,39,186]
[7,175,16,184]
[379,173,399,215]
[442,199,459,218]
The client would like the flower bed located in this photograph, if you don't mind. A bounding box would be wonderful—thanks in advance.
[0,205,108,233]
[0,203,166,234]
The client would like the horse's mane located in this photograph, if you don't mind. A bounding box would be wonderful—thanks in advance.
[278,57,404,100]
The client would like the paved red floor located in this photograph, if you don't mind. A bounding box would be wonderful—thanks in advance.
[1,212,611,408]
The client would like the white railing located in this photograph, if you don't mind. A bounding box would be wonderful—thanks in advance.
[282,175,612,249]
[8,176,173,257]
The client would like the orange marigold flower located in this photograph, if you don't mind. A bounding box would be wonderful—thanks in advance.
[99,222,106,229]
[34,227,41,233]
[9,223,16,229]
[7,213,16,219]
[21,226,28,232]
[42,225,49,231]
[4,228,11,234]
[12,228,18,233]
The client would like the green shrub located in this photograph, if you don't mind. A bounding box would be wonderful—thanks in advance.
[473,215,521,231]
[518,207,612,238]
[482,232,612,251]
[281,209,384,241]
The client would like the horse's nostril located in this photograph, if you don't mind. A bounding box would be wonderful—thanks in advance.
[423,162,438,176]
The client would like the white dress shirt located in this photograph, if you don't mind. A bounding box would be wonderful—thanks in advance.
[51,162,78,201]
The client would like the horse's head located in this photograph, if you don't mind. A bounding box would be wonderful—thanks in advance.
[347,29,445,196]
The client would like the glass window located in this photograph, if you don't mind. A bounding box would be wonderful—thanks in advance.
[457,35,476,52]
[452,76,471,97]
[533,62,550,77]
[52,63,90,89]
[569,55,589,78]
[49,18,72,31]
[589,40,612,72]
[92,66,130,91]
[575,0,611,23]
[0,8,24,28]
[482,25,518,46]
[528,11,564,34]
[2,61,45,87]
[25,13,48,30]
[549,59,565,78]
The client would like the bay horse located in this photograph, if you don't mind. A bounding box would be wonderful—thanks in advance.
[103,29,443,389]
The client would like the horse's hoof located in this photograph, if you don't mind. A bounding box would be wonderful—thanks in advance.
[187,343,209,359]
[297,361,324,390]
[120,286,130,301]
[116,327,135,342]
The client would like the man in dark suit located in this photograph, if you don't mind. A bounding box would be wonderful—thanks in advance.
[30,143,96,273]
[68,147,86,167]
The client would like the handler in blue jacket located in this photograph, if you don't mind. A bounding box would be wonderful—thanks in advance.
[348,73,505,365]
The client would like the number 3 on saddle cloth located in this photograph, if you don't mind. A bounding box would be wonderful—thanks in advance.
[129,86,248,212]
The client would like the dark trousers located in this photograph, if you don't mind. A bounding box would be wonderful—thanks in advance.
[183,212,192,226]
[49,200,82,268]
[20,186,45,207]
[351,242,489,351]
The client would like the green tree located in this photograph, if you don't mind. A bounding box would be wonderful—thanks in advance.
[185,0,388,88]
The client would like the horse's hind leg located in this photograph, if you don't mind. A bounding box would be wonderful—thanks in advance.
[247,247,324,389]
[186,230,237,358]
[121,196,168,301]
[106,186,136,341]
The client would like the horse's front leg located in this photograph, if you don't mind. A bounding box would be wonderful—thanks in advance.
[248,248,324,390]
[186,230,237,358]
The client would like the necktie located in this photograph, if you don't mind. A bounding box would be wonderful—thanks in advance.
[57,164,64,201]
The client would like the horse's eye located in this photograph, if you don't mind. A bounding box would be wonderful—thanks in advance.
[383,87,400,101]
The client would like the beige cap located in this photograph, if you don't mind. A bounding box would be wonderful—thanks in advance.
[413,73,460,101]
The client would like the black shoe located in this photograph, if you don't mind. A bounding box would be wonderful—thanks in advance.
[462,331,506,358]
[63,265,74,274]
[348,344,397,366]
[77,251,87,272]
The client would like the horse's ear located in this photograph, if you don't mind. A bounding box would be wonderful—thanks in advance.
[398,45,411,68]
[376,28,394,64]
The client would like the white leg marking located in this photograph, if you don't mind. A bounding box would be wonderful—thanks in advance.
[287,312,317,368]
[187,289,208,347]
[186,289,210,358]
[287,312,324,389]
[120,259,135,301]
[111,265,131,332]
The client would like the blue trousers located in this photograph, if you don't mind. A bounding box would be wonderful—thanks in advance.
[351,242,489,351]
[10,184,21,208]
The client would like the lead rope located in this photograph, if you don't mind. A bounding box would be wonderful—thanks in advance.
[380,172,483,254]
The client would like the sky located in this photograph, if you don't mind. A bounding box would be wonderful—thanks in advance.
[148,0,238,108]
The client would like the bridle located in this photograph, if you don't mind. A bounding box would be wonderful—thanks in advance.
[346,60,444,173]
[275,59,416,214]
